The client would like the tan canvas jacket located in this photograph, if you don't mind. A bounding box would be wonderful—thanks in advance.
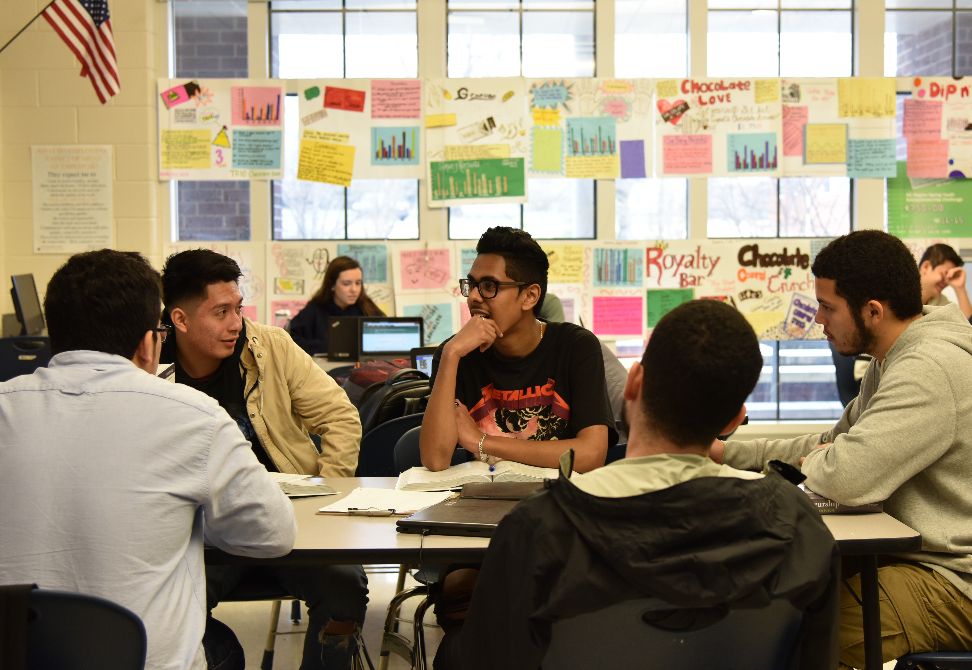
[239,318,361,477]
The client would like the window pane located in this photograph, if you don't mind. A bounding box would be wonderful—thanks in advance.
[782,0,851,7]
[523,180,595,238]
[746,342,778,421]
[616,180,688,240]
[347,181,419,238]
[780,11,852,77]
[346,0,416,8]
[521,12,595,77]
[778,341,842,421]
[885,10,953,76]
[271,12,343,78]
[522,0,593,8]
[886,0,951,7]
[172,0,249,242]
[708,178,777,237]
[449,204,521,239]
[273,1,341,9]
[345,12,418,77]
[615,0,688,78]
[779,177,850,237]
[707,10,780,77]
[958,13,972,75]
[448,12,521,77]
[449,0,519,8]
[709,0,776,8]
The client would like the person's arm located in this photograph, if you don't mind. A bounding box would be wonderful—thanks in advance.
[420,316,503,471]
[203,416,296,557]
[947,266,972,318]
[284,337,362,477]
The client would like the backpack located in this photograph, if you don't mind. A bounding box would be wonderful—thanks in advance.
[356,368,431,435]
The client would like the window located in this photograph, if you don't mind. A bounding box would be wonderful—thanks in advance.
[886,1,972,77]
[614,0,689,240]
[269,1,420,240]
[171,0,250,241]
[446,0,596,239]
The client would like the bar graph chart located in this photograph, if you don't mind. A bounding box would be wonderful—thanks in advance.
[371,126,420,166]
[727,132,778,173]
[593,247,643,287]
[232,87,282,126]
[566,117,618,157]
[430,158,525,201]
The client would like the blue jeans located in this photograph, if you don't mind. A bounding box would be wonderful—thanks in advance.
[207,564,369,670]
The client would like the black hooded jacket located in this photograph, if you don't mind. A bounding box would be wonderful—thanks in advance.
[457,470,840,669]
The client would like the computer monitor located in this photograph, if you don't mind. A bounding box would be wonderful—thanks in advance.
[410,346,437,378]
[359,317,423,359]
[10,274,46,336]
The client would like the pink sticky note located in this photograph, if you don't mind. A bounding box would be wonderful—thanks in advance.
[783,105,809,157]
[592,296,643,336]
[662,135,712,174]
[371,79,422,119]
[907,139,949,178]
[903,99,943,139]
[400,249,452,289]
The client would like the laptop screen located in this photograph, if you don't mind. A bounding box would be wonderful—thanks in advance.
[359,318,423,356]
[410,346,437,377]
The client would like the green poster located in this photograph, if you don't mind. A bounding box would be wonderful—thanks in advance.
[887,161,972,238]
[646,288,694,328]
[430,158,525,201]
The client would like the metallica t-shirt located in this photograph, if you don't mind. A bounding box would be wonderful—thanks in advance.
[431,321,618,447]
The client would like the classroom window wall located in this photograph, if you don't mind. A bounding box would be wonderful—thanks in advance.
[446,0,597,239]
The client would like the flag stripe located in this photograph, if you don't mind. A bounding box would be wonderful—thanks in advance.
[42,0,119,104]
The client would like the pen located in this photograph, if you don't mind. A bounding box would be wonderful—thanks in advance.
[488,464,495,473]
[347,507,395,517]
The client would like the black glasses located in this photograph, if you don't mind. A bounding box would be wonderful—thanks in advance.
[459,278,526,299]
[152,324,172,343]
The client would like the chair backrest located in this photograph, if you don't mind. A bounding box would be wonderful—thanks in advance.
[543,597,802,670]
[25,588,147,670]
[357,368,430,435]
[0,336,51,383]
[356,413,425,476]
[393,426,472,474]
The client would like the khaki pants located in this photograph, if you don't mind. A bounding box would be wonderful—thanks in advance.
[839,562,972,669]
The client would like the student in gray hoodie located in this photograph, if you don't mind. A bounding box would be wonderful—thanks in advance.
[711,230,972,669]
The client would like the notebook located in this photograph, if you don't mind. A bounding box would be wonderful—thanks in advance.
[395,495,520,537]
[396,460,563,491]
[359,317,423,361]
[800,484,883,514]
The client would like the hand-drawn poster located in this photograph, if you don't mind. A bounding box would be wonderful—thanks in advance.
[395,247,453,291]
[158,79,284,180]
[780,78,896,178]
[654,77,783,178]
[644,239,824,340]
[337,243,389,283]
[908,77,972,179]
[425,77,528,206]
[401,300,456,346]
[164,243,266,323]
[526,78,653,179]
[297,79,423,184]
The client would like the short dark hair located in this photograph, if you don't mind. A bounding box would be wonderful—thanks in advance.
[919,243,963,269]
[811,230,922,320]
[44,249,161,358]
[475,226,549,315]
[161,249,243,308]
[640,300,762,447]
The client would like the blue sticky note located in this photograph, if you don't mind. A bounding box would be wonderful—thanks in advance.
[620,140,647,179]
[847,139,897,178]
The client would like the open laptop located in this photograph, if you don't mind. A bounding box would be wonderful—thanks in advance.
[410,346,437,377]
[396,496,519,537]
[327,316,360,361]
[358,317,423,362]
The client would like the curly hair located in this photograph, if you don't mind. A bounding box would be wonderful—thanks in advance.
[476,227,549,316]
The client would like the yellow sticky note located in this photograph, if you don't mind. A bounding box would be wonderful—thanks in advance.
[565,155,619,179]
[161,130,211,169]
[544,244,586,283]
[656,79,679,98]
[297,139,355,187]
[600,80,634,94]
[532,108,561,125]
[425,113,457,128]
[838,77,896,118]
[444,144,510,160]
[804,123,847,164]
[755,79,780,104]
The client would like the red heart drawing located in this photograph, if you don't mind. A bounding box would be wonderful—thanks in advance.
[657,98,688,125]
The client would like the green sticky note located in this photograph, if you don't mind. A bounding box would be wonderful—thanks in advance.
[304,86,321,101]
[531,128,563,174]
[646,289,694,328]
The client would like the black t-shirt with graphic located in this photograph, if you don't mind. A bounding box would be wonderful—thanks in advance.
[431,321,618,447]
[173,325,277,472]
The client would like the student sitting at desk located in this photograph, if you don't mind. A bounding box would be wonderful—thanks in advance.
[289,255,385,355]
[161,249,367,670]
[0,249,296,670]
[918,242,972,318]
[711,230,972,668]
[444,299,839,670]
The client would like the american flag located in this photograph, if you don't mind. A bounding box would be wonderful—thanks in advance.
[41,0,119,104]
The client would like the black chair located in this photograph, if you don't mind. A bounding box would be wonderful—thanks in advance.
[393,426,472,474]
[357,369,430,436]
[12,586,147,669]
[543,597,803,669]
[356,413,425,477]
[0,336,51,383]
[894,652,972,669]
[604,442,626,464]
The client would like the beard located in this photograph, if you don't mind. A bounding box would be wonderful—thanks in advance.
[836,308,875,356]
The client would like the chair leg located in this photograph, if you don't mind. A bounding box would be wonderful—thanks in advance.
[379,585,429,670]
[413,595,433,670]
[261,599,282,670]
